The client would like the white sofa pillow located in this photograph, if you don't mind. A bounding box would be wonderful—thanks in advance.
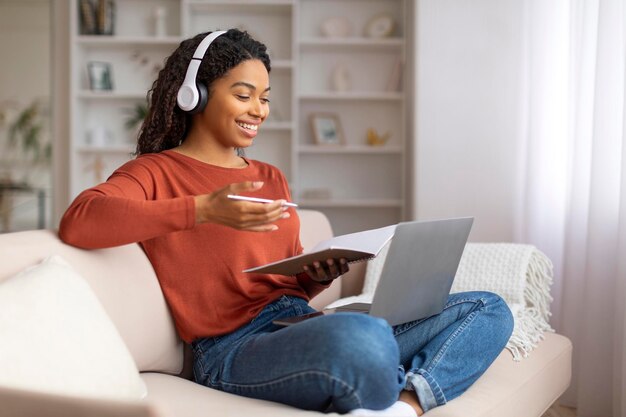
[0,255,147,400]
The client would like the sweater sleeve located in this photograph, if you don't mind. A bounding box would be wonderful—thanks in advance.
[59,163,196,249]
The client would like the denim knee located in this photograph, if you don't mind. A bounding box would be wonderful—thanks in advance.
[476,291,515,348]
[458,291,515,350]
[401,291,515,409]
[314,314,402,412]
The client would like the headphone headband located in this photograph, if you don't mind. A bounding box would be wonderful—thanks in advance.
[177,30,228,113]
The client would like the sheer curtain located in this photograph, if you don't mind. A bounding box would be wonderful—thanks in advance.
[519,0,626,415]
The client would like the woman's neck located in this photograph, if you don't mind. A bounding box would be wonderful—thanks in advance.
[173,139,246,168]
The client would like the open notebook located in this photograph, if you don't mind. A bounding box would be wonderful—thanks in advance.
[243,225,396,276]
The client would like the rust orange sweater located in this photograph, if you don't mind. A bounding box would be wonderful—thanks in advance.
[59,150,327,342]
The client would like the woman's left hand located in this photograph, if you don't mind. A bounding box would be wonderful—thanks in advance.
[303,258,349,283]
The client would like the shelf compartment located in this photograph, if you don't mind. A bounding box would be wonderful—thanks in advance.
[299,154,402,201]
[244,131,293,181]
[76,44,176,92]
[77,36,182,46]
[298,0,405,40]
[72,153,135,199]
[299,199,403,208]
[299,100,403,148]
[271,60,294,70]
[186,2,293,62]
[101,0,181,38]
[263,122,294,131]
[299,37,404,50]
[188,0,293,9]
[77,91,148,100]
[77,146,135,154]
[305,206,403,236]
[299,92,404,101]
[299,48,404,95]
[299,145,402,154]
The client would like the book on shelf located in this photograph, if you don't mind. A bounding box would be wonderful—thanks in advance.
[243,224,396,276]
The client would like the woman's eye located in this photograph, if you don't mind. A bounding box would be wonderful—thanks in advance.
[261,97,271,103]
[236,95,250,101]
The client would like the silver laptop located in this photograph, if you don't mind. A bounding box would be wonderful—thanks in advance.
[273,217,473,327]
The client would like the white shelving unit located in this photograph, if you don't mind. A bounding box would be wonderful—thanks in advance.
[69,0,409,235]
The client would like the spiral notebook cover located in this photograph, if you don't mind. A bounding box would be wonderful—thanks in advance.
[243,225,396,276]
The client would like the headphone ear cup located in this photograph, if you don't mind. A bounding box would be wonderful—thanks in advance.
[189,82,208,115]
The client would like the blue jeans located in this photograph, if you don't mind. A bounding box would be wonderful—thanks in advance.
[191,292,513,413]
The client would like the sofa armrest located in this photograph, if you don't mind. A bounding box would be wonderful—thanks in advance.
[309,261,368,310]
[298,210,368,309]
[0,385,159,417]
[298,210,341,309]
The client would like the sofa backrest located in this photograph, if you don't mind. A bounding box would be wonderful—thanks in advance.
[298,210,342,309]
[298,210,367,302]
[0,228,183,375]
[0,210,347,375]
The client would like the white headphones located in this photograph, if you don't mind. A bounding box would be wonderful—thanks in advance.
[176,30,228,114]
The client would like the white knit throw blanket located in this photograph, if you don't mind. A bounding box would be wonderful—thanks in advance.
[452,243,554,361]
[326,242,554,361]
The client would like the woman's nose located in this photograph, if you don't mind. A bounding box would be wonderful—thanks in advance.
[250,100,267,119]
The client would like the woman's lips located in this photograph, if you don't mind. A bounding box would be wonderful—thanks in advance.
[236,121,259,138]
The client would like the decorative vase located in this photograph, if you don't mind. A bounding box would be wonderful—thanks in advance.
[331,64,351,92]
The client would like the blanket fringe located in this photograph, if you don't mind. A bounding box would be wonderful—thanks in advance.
[506,249,555,361]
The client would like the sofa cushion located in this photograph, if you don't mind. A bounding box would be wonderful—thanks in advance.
[140,373,338,417]
[0,256,146,400]
[0,230,183,375]
[140,333,571,417]
[0,385,157,417]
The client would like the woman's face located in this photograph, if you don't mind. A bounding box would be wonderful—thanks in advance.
[197,59,270,150]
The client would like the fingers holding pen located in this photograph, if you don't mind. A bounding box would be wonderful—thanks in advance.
[194,181,293,231]
[238,202,291,231]
[233,199,290,225]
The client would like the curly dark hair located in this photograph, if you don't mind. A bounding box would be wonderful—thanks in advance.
[135,29,271,155]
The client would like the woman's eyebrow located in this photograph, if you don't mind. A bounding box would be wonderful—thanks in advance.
[230,81,271,92]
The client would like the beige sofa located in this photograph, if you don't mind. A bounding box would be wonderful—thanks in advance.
[0,210,572,417]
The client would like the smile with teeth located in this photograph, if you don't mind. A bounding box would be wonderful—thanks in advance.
[236,121,258,131]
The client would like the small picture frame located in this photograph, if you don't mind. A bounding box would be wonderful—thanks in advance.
[310,113,344,145]
[87,62,113,91]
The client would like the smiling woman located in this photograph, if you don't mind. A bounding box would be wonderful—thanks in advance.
[57,27,514,417]
[0,0,52,232]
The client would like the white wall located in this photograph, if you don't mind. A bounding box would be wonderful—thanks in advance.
[0,0,50,103]
[51,0,70,227]
[413,0,525,242]
[0,0,51,231]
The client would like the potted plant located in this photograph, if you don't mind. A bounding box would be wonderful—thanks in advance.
[0,99,51,231]
[1,100,51,184]
[8,101,51,165]
[123,102,148,142]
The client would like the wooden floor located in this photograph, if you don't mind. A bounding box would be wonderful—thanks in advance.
[543,404,577,417]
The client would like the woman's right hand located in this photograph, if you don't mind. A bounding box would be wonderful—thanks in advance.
[194,181,289,232]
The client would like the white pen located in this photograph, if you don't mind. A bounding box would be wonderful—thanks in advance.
[227,194,298,208]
